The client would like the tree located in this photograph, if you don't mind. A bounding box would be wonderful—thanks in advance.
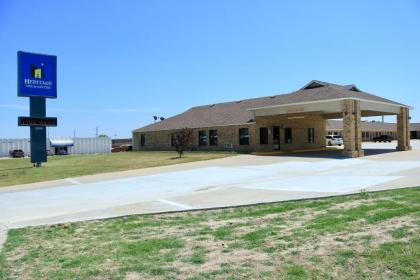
[173,128,194,158]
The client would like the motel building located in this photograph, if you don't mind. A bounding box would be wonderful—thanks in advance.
[133,81,412,158]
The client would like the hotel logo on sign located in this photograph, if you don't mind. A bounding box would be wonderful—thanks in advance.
[31,64,44,79]
[18,51,57,98]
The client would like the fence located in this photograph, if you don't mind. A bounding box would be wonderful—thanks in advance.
[0,137,111,157]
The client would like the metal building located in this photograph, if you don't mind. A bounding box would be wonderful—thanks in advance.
[0,137,111,157]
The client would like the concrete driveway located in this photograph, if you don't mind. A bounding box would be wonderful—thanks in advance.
[1,140,420,231]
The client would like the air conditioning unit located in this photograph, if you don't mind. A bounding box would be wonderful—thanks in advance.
[223,143,233,149]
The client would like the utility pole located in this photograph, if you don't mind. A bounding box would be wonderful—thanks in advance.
[95,126,98,137]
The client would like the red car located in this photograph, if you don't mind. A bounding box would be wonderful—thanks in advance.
[111,147,123,153]
[9,149,25,158]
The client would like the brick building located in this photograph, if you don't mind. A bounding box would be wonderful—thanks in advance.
[133,81,412,157]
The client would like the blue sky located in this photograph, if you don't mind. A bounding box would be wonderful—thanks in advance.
[1,0,420,138]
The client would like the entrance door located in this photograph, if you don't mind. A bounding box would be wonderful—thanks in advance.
[273,126,280,150]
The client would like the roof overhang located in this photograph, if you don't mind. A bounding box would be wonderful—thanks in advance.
[248,98,411,119]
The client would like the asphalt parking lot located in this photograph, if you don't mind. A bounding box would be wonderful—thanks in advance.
[1,140,420,231]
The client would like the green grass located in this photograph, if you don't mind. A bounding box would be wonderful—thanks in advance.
[0,151,235,187]
[213,225,235,240]
[188,247,207,265]
[0,187,419,279]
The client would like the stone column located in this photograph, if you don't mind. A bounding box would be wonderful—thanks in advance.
[396,107,412,151]
[342,100,364,157]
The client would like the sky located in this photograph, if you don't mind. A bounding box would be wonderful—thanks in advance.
[1,0,420,138]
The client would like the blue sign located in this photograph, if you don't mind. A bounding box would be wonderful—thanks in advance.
[18,51,57,98]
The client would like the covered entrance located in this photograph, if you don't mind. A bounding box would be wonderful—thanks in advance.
[50,138,74,155]
[249,82,411,158]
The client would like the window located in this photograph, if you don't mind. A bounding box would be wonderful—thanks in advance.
[308,128,315,143]
[284,128,292,144]
[239,128,249,145]
[171,133,176,146]
[140,134,145,147]
[260,127,268,144]
[209,130,218,146]
[198,130,207,146]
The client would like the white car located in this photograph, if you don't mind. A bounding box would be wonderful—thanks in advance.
[326,135,343,146]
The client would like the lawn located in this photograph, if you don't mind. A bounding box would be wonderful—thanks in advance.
[0,187,419,279]
[0,151,235,187]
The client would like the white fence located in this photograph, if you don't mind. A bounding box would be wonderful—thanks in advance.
[0,139,31,157]
[69,137,111,154]
[0,137,111,157]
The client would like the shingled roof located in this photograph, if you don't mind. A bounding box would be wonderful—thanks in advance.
[134,80,406,133]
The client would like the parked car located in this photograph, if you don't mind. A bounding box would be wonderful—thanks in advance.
[120,145,133,151]
[47,149,54,156]
[373,135,393,142]
[9,149,25,158]
[326,135,343,146]
[111,147,123,153]
[56,149,68,155]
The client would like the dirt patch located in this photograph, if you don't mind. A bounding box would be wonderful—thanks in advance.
[327,198,375,210]
[124,272,142,280]
[172,233,272,278]
[351,215,417,247]
[279,214,418,260]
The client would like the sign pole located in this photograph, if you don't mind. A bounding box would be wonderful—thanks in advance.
[29,97,47,166]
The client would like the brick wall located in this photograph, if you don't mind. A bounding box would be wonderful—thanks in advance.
[133,115,326,152]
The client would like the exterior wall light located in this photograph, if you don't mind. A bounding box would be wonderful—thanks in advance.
[287,116,305,120]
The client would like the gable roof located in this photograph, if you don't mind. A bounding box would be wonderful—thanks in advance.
[301,80,361,92]
[134,81,407,133]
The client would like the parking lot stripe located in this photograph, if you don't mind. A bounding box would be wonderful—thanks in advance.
[64,178,82,185]
[158,199,194,210]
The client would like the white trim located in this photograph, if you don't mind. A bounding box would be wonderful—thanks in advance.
[247,98,410,112]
